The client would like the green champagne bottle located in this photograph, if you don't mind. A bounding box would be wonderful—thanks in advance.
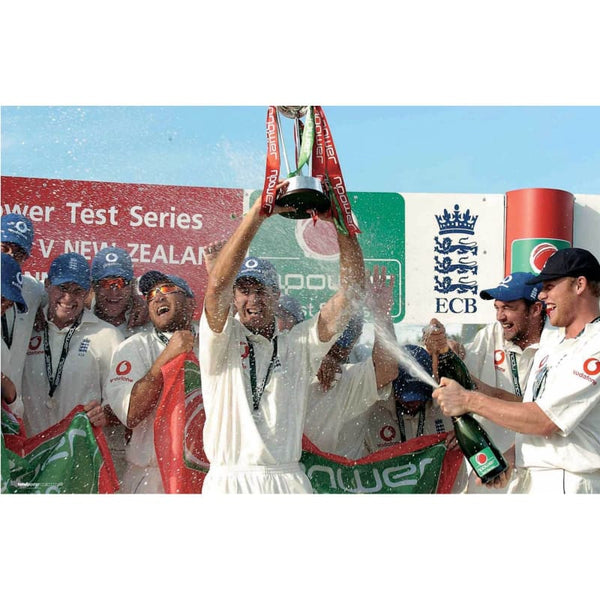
[437,349,508,484]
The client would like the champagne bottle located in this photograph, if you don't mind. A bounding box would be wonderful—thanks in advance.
[437,349,508,484]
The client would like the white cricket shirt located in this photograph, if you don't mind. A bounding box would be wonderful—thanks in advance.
[21,307,123,436]
[104,327,199,470]
[1,275,46,417]
[199,308,337,493]
[516,319,600,477]
[304,358,384,460]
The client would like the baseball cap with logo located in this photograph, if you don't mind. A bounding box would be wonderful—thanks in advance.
[480,272,542,302]
[235,257,280,291]
[48,253,91,291]
[393,345,434,403]
[526,247,600,284]
[1,214,34,256]
[138,270,195,298]
[91,247,134,282]
[1,253,28,313]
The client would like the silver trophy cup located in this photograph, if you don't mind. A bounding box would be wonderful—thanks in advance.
[274,106,330,219]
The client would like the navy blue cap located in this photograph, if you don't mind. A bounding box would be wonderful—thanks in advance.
[1,214,34,256]
[48,253,91,291]
[138,270,194,298]
[526,247,600,284]
[235,257,279,291]
[480,272,542,302]
[91,247,133,282]
[1,253,28,313]
[393,345,434,403]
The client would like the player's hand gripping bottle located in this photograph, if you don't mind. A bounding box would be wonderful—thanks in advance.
[437,349,508,484]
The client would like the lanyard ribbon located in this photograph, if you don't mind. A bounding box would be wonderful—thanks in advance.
[395,402,426,443]
[154,328,170,345]
[507,351,523,397]
[154,326,196,346]
[247,336,278,411]
[44,316,81,397]
[2,311,15,349]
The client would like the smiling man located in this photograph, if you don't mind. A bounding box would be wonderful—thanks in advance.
[89,246,152,487]
[433,248,600,493]
[104,270,197,493]
[90,246,151,336]
[200,195,365,494]
[427,272,547,493]
[20,252,123,438]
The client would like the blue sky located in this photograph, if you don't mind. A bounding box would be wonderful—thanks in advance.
[3,105,600,195]
[2,3,599,197]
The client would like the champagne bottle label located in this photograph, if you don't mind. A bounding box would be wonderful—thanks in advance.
[468,447,501,477]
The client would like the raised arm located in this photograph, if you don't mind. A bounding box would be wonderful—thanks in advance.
[368,265,400,388]
[204,193,292,333]
[204,201,267,333]
[317,230,365,343]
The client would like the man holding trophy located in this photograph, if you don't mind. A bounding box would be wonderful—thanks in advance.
[199,106,365,493]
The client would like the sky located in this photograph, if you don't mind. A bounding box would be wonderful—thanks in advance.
[3,105,600,196]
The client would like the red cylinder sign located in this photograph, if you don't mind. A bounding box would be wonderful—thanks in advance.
[505,188,574,277]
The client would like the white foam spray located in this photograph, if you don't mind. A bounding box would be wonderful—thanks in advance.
[373,323,440,389]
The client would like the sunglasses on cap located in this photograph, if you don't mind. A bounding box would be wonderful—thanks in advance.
[145,283,184,303]
[95,277,131,290]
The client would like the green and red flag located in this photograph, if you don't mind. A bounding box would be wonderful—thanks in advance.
[1,404,118,494]
[154,351,208,493]
[301,433,462,494]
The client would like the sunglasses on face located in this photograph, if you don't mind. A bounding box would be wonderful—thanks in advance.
[96,277,131,290]
[145,284,184,303]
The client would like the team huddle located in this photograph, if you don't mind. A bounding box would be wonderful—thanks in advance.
[2,198,600,494]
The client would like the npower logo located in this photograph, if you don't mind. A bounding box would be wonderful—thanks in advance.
[304,458,435,493]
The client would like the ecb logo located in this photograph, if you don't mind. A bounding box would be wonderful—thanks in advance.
[434,204,479,314]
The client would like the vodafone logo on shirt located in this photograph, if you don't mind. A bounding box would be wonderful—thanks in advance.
[110,360,134,383]
[380,425,396,442]
[572,357,600,386]
[494,350,505,365]
[27,336,43,355]
[583,358,600,376]
[116,361,132,375]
